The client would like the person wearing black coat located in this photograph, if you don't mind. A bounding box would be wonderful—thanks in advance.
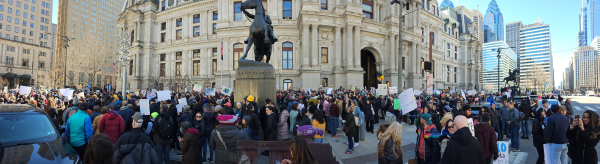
[265,106,278,141]
[566,111,600,164]
[532,109,548,164]
[363,99,375,133]
[293,108,312,136]
[519,99,531,139]
[373,98,381,123]
[192,97,204,117]
[441,116,486,164]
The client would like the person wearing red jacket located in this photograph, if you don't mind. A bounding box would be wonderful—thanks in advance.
[99,106,125,144]
[474,113,498,164]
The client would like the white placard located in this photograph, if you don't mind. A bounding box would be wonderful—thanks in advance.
[157,90,171,101]
[389,87,398,94]
[3,86,7,93]
[139,99,150,115]
[95,90,100,93]
[176,104,182,113]
[178,98,187,106]
[426,73,433,94]
[494,141,509,164]
[377,84,388,96]
[147,92,156,99]
[76,92,85,99]
[221,87,232,96]
[151,89,157,93]
[326,88,333,95]
[64,89,74,98]
[481,91,486,95]
[504,92,511,98]
[399,88,418,115]
[193,84,202,92]
[467,90,477,95]
[59,89,66,95]
[19,86,32,95]
[126,90,130,93]
[205,87,215,96]
[467,118,475,136]
[141,90,147,97]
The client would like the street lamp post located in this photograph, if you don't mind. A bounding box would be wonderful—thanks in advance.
[45,33,74,88]
[115,32,131,99]
[491,47,514,94]
[391,0,405,90]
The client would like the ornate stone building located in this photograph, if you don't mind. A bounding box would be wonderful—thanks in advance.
[116,0,482,92]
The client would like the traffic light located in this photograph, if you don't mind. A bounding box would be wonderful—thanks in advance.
[515,81,519,87]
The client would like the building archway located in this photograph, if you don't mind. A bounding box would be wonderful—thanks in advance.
[361,49,377,89]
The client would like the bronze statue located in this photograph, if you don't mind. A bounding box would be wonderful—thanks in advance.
[239,0,277,63]
[502,69,520,86]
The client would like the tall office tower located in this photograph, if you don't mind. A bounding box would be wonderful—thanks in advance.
[506,21,522,69]
[482,41,517,92]
[0,0,54,88]
[483,0,504,43]
[56,0,124,89]
[580,0,588,47]
[519,18,554,91]
[573,46,598,90]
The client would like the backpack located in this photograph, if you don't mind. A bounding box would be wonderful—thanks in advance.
[157,116,174,139]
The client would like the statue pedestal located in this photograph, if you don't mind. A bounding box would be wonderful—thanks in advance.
[234,59,276,108]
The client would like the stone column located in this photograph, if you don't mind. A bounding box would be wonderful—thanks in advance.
[0,43,4,63]
[334,27,342,70]
[354,26,361,68]
[388,35,395,70]
[302,24,310,68]
[412,43,417,74]
[346,25,353,69]
[311,24,319,67]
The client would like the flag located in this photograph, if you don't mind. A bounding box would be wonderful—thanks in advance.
[220,41,224,60]
[112,63,118,72]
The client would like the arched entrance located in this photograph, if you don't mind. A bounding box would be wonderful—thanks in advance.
[361,49,377,89]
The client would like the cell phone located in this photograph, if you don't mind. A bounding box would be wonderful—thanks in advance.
[575,114,580,120]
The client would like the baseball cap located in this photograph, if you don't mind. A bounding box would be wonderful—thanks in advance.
[421,113,432,125]
[132,112,143,123]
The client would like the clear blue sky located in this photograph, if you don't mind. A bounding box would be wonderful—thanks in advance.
[52,0,578,89]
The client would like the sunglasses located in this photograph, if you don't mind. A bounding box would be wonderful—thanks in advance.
[196,116,201,118]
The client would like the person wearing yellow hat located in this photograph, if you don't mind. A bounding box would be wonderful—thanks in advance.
[145,112,159,135]
[247,95,255,102]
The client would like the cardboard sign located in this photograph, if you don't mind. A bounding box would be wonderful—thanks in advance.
[139,99,150,115]
[76,92,85,99]
[19,86,32,95]
[157,90,171,101]
[426,73,433,94]
[399,88,418,115]
[193,84,202,92]
[494,141,509,164]
[467,118,475,136]
[377,84,388,96]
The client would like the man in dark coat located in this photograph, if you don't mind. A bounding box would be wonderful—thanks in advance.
[113,112,160,164]
[259,99,274,138]
[262,106,278,156]
[193,97,204,116]
[519,99,531,139]
[441,115,486,164]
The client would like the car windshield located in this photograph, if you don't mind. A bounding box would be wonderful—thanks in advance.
[0,114,57,146]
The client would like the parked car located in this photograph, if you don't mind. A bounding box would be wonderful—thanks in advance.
[0,104,79,164]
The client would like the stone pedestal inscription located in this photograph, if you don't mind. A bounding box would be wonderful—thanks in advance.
[234,59,277,108]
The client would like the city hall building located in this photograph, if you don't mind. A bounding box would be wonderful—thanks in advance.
[116,0,482,92]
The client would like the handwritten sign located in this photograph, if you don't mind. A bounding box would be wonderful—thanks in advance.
[19,86,32,95]
[193,84,202,92]
[399,88,418,115]
[139,99,150,115]
[206,87,215,96]
[494,141,509,164]
[467,118,475,136]
[157,90,171,101]
[377,84,388,95]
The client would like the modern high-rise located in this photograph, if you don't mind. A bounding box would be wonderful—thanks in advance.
[580,0,588,47]
[483,0,504,43]
[56,0,124,89]
[519,18,554,92]
[589,0,600,44]
[505,21,522,68]
[482,41,517,92]
[563,67,570,91]
[0,0,54,88]
[573,46,598,91]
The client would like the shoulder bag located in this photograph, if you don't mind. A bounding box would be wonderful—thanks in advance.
[216,129,238,163]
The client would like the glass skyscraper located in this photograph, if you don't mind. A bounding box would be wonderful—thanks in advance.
[589,0,600,44]
[580,0,588,47]
[484,0,504,43]
[482,41,517,93]
[519,19,554,90]
[506,21,522,68]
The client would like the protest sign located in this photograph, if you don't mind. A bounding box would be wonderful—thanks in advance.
[326,88,333,95]
[389,87,398,94]
[399,88,418,115]
[467,90,477,95]
[141,90,147,97]
[19,86,32,95]
[193,84,202,92]
[206,87,216,96]
[64,89,74,98]
[467,118,475,136]
[157,90,171,101]
[139,99,150,115]
[4,86,8,93]
[494,141,509,164]
[221,87,232,96]
[178,98,187,106]
[176,104,182,113]
[426,73,433,94]
[377,84,388,96]
[504,92,511,98]
[461,90,467,100]
[147,92,156,99]
[76,92,85,99]
[393,99,401,110]
[151,89,157,93]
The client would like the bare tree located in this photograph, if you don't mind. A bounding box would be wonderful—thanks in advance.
[523,63,550,93]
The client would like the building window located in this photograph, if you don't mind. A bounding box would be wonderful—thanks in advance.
[193,60,200,75]
[234,3,242,21]
[176,29,182,39]
[161,22,166,30]
[161,1,165,11]
[321,0,327,10]
[5,57,13,65]
[213,11,218,20]
[213,23,216,34]
[176,18,182,27]
[362,0,373,19]
[160,54,166,61]
[283,79,292,90]
[283,0,292,19]
[282,42,293,69]
[213,48,218,57]
[321,47,328,63]
[160,63,165,76]
[402,57,405,70]
[22,59,29,66]
[212,59,217,75]
[160,33,165,42]
[193,14,200,23]
[176,52,182,60]
[193,49,200,58]
[322,78,328,87]
[175,62,181,76]
[193,26,200,36]
[454,74,456,83]
[233,43,244,70]
[129,60,133,75]
[130,30,134,45]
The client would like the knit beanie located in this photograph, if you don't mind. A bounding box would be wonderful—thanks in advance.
[217,115,238,126]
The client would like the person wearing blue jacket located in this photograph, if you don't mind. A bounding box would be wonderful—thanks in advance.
[506,102,521,152]
[546,104,570,164]
[65,103,94,160]
[351,99,362,147]
[498,100,510,139]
